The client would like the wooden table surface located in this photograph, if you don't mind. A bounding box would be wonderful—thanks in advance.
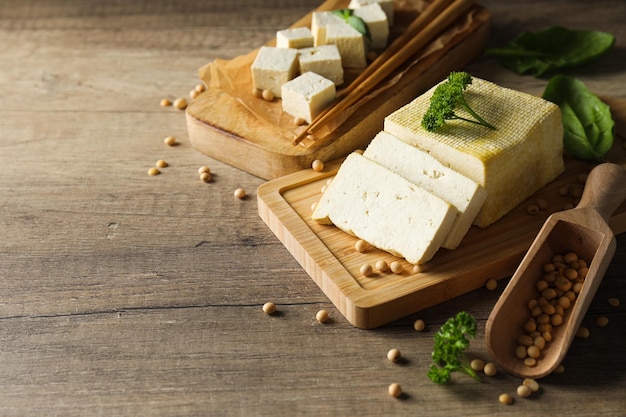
[1,1,625,415]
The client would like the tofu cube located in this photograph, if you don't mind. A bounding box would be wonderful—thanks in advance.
[349,0,394,26]
[311,11,367,68]
[298,45,344,85]
[353,3,389,49]
[281,72,336,124]
[251,46,299,98]
[276,27,314,49]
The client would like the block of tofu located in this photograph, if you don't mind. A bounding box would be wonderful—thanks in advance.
[363,131,487,249]
[352,3,389,49]
[276,27,314,49]
[384,77,564,228]
[298,45,344,85]
[250,46,298,98]
[349,0,394,25]
[311,11,367,68]
[281,72,336,124]
[312,153,457,265]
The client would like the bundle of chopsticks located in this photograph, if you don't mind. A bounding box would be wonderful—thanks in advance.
[292,0,476,146]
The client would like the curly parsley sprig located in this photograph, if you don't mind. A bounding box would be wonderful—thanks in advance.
[427,311,481,384]
[421,72,496,132]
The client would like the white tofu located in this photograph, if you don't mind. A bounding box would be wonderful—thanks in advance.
[250,46,298,98]
[276,27,314,49]
[384,77,564,227]
[363,131,487,249]
[312,153,457,265]
[352,3,389,49]
[311,11,367,68]
[349,0,394,26]
[298,45,344,85]
[281,72,336,124]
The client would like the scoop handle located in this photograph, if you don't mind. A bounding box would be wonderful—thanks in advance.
[578,163,626,221]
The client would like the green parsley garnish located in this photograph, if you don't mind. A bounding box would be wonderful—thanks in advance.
[427,311,481,384]
[421,72,496,132]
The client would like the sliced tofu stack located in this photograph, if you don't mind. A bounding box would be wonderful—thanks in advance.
[385,77,564,228]
[363,131,486,249]
[312,153,457,265]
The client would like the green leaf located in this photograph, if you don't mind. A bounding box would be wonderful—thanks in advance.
[485,26,615,77]
[331,9,371,41]
[542,75,615,161]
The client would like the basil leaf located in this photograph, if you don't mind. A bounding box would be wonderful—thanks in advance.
[331,9,372,41]
[486,26,615,77]
[542,75,615,161]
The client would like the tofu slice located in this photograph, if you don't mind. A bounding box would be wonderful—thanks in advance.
[384,77,564,228]
[312,153,457,265]
[363,131,486,249]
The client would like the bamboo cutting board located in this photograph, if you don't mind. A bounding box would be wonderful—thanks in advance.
[186,1,491,180]
[257,97,626,329]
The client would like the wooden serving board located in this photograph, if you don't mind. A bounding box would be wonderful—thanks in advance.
[186,1,492,180]
[257,97,626,329]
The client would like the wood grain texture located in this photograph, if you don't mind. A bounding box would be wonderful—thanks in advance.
[258,129,626,329]
[0,0,625,416]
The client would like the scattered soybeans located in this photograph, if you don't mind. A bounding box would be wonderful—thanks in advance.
[537,198,549,210]
[485,278,497,291]
[375,260,388,272]
[354,239,368,253]
[189,88,199,99]
[413,319,425,332]
[389,261,403,274]
[608,297,620,307]
[261,89,274,101]
[526,204,540,215]
[173,97,188,110]
[387,348,401,362]
[148,167,160,176]
[311,159,324,172]
[252,88,263,98]
[553,364,565,374]
[360,263,373,277]
[596,316,609,327]
[316,309,329,323]
[470,359,485,372]
[576,326,590,339]
[160,98,172,107]
[498,393,513,405]
[234,188,247,199]
[523,378,540,392]
[516,384,532,398]
[388,383,402,398]
[514,251,588,368]
[198,166,211,175]
[294,116,306,126]
[194,83,206,93]
[164,135,177,146]
[412,264,423,274]
[156,159,168,168]
[200,172,212,183]
[483,362,497,376]
[262,302,276,315]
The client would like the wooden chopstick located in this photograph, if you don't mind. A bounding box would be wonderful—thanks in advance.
[292,0,476,146]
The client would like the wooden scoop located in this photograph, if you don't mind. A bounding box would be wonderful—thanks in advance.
[486,162,626,379]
